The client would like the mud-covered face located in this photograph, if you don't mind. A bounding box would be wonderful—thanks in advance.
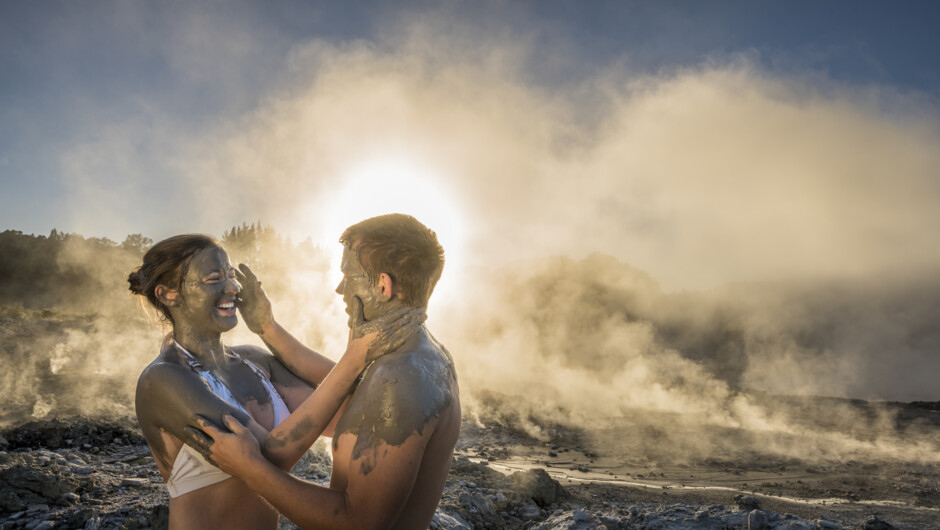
[336,246,386,321]
[176,247,241,333]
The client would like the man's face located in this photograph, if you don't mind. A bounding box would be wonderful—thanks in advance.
[336,246,385,321]
[176,247,241,332]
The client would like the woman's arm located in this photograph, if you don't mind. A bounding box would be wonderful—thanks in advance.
[249,298,428,471]
[136,361,269,469]
[259,337,367,470]
[235,264,335,385]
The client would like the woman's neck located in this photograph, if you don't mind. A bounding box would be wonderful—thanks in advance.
[172,323,226,367]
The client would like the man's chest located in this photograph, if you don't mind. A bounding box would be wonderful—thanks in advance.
[329,431,357,490]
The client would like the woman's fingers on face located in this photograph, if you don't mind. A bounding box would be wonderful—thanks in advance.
[238,263,258,283]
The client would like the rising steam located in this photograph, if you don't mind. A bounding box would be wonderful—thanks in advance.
[9,12,940,466]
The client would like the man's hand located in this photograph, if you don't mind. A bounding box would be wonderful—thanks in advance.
[348,296,426,362]
[235,264,274,335]
[187,414,264,478]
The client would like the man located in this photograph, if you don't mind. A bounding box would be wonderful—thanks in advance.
[195,214,461,530]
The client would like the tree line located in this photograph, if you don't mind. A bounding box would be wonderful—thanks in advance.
[0,224,326,313]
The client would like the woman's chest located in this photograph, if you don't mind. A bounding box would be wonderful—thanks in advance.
[210,363,280,430]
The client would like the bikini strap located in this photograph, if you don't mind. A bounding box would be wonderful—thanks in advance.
[173,340,204,371]
[224,347,274,384]
[225,347,289,425]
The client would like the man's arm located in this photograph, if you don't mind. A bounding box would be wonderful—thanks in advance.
[195,414,432,530]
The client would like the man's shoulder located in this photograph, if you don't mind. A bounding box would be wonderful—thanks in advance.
[365,328,455,388]
[340,328,457,442]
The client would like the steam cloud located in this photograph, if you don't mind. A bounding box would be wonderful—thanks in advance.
[11,12,940,465]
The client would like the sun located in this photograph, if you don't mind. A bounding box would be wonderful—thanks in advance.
[306,154,466,304]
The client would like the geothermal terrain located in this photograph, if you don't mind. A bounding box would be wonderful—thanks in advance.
[1,406,937,529]
[1,234,939,529]
[1,305,938,529]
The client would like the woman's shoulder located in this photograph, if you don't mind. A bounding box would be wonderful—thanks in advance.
[138,343,185,379]
[228,344,282,376]
[227,345,306,389]
[136,356,197,396]
[227,344,273,364]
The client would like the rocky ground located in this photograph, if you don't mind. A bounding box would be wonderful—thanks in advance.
[1,411,937,529]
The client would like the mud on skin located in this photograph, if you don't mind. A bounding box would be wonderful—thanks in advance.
[333,327,457,472]
[135,246,285,468]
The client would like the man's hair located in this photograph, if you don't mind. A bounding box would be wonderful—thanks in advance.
[340,214,445,307]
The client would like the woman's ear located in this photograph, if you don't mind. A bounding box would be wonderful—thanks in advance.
[377,273,394,302]
[155,285,179,307]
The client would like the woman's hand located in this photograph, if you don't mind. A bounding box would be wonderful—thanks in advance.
[347,296,426,363]
[234,264,274,335]
[187,414,263,478]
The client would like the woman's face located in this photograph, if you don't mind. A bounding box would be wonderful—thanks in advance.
[175,246,241,333]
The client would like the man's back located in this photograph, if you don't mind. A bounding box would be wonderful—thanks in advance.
[331,327,461,529]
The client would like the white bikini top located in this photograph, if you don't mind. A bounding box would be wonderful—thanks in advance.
[165,341,290,498]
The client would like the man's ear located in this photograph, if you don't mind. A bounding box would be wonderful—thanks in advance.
[377,273,394,302]
[155,285,179,307]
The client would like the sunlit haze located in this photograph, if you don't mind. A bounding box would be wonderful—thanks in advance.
[304,154,467,302]
[2,1,940,469]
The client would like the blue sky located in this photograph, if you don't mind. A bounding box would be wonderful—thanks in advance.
[2,0,940,287]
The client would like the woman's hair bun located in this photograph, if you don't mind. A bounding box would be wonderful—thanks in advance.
[127,268,145,295]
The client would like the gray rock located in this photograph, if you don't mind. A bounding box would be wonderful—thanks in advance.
[430,511,473,530]
[816,520,840,529]
[511,468,563,507]
[722,511,749,527]
[775,522,815,530]
[520,504,541,521]
[861,516,895,530]
[60,492,80,504]
[748,509,768,530]
[733,494,762,510]
[572,509,592,522]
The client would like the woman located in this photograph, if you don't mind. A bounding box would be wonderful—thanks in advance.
[129,234,418,529]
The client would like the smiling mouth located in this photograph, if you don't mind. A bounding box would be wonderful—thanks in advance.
[216,301,236,317]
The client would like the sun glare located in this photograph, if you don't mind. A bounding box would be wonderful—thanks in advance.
[306,155,466,305]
